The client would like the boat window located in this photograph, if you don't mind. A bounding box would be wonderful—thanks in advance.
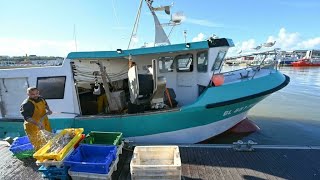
[312,51,320,58]
[37,76,66,99]
[212,51,226,71]
[176,54,193,72]
[158,57,174,73]
[197,51,208,72]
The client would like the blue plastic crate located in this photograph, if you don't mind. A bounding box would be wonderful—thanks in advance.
[38,165,69,176]
[9,136,34,154]
[41,174,70,180]
[64,144,117,174]
[38,165,70,180]
[13,136,30,144]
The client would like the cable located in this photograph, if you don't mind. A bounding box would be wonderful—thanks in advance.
[111,0,120,26]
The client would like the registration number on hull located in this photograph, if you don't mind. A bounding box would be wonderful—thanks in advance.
[223,103,255,116]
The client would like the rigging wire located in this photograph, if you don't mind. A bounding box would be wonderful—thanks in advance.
[128,0,144,49]
[167,26,175,40]
[73,24,78,51]
[111,0,120,26]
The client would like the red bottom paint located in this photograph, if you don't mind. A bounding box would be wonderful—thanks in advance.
[227,118,260,133]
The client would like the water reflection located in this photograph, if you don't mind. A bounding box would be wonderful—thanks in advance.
[250,67,320,121]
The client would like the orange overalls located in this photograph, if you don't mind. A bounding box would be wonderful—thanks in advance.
[23,99,52,151]
[97,94,108,113]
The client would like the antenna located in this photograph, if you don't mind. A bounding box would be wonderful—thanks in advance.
[73,24,78,51]
[183,30,187,43]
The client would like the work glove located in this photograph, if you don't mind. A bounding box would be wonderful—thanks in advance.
[37,123,44,130]
[47,110,53,115]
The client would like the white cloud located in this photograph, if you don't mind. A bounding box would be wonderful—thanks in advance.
[267,28,320,50]
[228,28,320,57]
[192,33,205,42]
[297,37,320,49]
[227,39,257,56]
[0,38,75,57]
[240,39,256,50]
[266,28,300,49]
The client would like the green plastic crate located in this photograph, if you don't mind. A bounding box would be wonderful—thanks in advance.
[82,131,123,146]
[14,150,35,159]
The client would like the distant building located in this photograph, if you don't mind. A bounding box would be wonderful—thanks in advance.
[0,55,64,67]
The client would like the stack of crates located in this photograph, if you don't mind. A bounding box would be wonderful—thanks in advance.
[9,136,34,159]
[33,128,84,180]
[130,146,181,180]
[81,131,123,155]
[64,144,118,179]
[38,165,70,180]
[65,131,122,179]
[33,128,84,162]
[36,147,76,180]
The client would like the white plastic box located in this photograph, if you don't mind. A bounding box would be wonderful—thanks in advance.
[130,146,181,180]
[108,90,126,111]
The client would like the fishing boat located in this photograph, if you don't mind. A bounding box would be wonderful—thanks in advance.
[292,50,320,67]
[225,55,254,67]
[277,51,298,66]
[0,0,289,144]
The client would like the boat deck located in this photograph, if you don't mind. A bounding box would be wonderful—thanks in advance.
[1,143,320,180]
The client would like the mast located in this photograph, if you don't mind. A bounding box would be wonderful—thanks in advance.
[145,0,171,46]
[128,0,181,49]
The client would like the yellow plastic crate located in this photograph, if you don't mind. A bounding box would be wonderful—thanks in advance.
[33,128,84,162]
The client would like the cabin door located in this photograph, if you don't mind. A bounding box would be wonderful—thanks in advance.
[0,78,29,118]
[175,54,197,105]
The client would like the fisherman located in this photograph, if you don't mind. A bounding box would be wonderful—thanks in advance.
[20,87,52,151]
[128,54,136,69]
[93,83,108,114]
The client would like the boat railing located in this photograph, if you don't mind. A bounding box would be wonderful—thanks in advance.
[220,49,278,81]
[225,58,277,74]
[251,53,277,79]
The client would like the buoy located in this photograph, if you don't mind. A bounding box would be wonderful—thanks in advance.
[212,74,224,86]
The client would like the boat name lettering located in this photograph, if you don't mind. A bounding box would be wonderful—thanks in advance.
[223,104,255,116]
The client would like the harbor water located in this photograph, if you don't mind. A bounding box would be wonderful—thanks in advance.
[210,66,320,145]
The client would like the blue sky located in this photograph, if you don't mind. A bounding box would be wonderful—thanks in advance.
[1,0,320,57]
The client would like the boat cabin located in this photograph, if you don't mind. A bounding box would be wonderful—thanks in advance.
[304,50,320,62]
[68,39,233,115]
